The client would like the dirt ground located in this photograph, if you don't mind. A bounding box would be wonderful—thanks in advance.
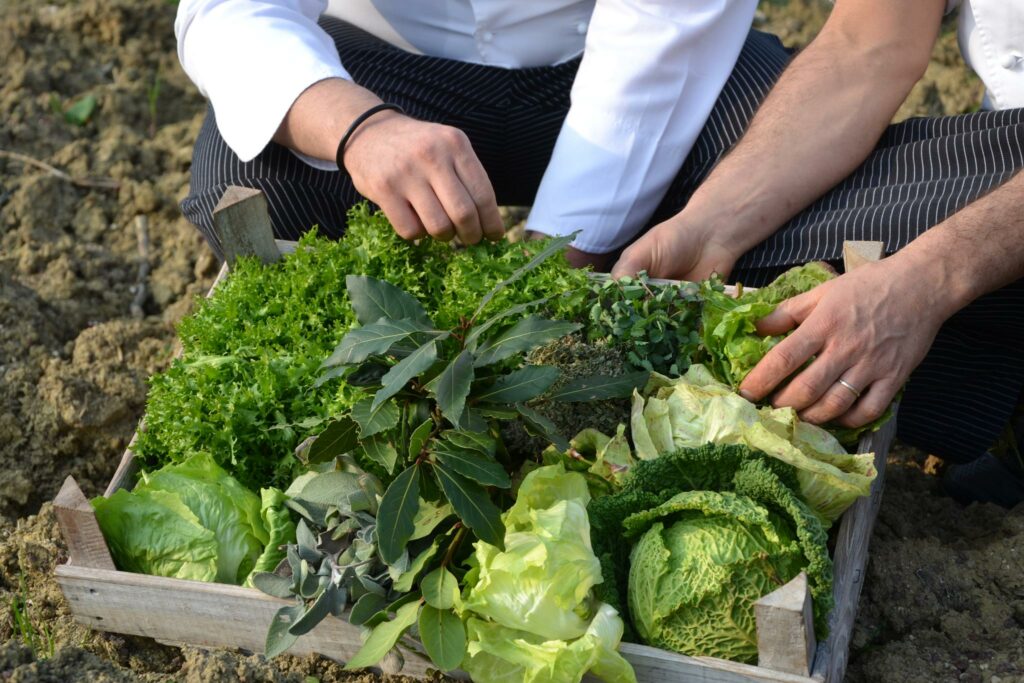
[0,0,1019,681]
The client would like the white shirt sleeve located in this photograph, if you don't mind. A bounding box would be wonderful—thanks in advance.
[526,0,758,254]
[175,0,351,162]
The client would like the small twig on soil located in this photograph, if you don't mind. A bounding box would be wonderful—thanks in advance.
[130,215,151,319]
[0,149,120,190]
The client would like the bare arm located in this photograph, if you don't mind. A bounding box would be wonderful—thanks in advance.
[614,0,945,278]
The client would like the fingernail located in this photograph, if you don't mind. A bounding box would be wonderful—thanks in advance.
[739,389,755,401]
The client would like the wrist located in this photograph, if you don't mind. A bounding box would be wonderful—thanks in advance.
[885,246,972,322]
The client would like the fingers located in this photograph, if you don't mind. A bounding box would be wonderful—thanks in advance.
[612,233,660,279]
[379,198,427,241]
[755,288,822,337]
[453,152,503,242]
[837,378,898,429]
[796,366,873,424]
[769,346,849,413]
[407,184,455,242]
[739,327,824,403]
[433,169,483,245]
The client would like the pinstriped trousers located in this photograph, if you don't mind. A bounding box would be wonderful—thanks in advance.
[182,20,1024,465]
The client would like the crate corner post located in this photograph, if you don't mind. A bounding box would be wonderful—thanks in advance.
[53,475,116,570]
[754,572,815,677]
[212,186,282,267]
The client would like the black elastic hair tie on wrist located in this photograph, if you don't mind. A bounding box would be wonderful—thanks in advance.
[335,102,406,172]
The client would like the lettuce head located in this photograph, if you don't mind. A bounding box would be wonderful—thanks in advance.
[93,453,295,585]
[625,490,805,663]
[460,465,636,683]
[701,262,833,387]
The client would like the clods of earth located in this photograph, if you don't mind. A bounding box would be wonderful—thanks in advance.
[0,0,1019,681]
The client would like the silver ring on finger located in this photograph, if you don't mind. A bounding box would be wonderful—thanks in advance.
[836,378,862,399]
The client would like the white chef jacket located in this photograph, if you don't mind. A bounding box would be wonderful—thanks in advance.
[954,0,1024,110]
[174,0,757,253]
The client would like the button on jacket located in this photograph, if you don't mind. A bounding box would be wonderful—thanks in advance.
[174,0,757,253]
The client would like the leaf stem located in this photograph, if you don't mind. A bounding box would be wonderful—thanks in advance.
[441,524,467,568]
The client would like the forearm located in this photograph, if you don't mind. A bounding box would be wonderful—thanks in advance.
[681,2,942,253]
[272,77,390,164]
[891,171,1024,317]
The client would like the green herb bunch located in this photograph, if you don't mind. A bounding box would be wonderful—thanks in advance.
[135,206,594,491]
[254,237,645,669]
[586,273,704,376]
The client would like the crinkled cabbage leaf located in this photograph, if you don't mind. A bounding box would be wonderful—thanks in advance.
[631,364,876,523]
[626,491,805,664]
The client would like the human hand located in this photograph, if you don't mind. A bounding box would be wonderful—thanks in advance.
[342,112,504,245]
[611,215,739,281]
[738,260,952,428]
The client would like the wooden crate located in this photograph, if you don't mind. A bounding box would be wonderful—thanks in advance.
[54,189,895,682]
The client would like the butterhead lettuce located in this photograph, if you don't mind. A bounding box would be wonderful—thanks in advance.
[631,365,875,523]
[93,453,295,585]
[460,465,636,683]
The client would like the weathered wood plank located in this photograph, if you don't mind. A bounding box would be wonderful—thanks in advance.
[811,415,895,682]
[212,186,281,267]
[754,572,815,676]
[608,643,817,683]
[54,564,436,677]
[53,477,116,570]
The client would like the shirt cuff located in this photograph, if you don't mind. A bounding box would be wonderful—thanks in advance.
[177,0,352,162]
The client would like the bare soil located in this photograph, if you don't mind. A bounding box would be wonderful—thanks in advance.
[1,0,1020,681]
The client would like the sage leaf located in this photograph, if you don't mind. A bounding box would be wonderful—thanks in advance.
[362,434,399,475]
[434,349,474,425]
[290,582,337,636]
[433,463,504,549]
[516,403,568,451]
[307,416,360,464]
[471,233,576,320]
[419,605,466,671]
[547,371,650,402]
[351,398,400,438]
[322,319,426,367]
[408,418,433,460]
[473,317,580,368]
[265,603,303,659]
[376,465,421,564]
[252,572,294,600]
[422,567,460,610]
[346,275,432,326]
[433,446,510,488]
[349,592,388,626]
[344,600,421,670]
[475,365,560,403]
[372,340,439,410]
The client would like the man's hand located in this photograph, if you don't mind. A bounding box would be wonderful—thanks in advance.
[611,215,739,281]
[738,260,951,428]
[343,112,504,245]
[274,78,503,245]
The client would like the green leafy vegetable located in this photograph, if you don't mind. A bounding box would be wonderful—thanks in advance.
[630,364,876,523]
[701,262,833,388]
[92,454,295,585]
[459,465,637,683]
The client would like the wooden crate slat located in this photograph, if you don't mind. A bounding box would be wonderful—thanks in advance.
[54,564,436,677]
[811,413,896,682]
[612,643,817,683]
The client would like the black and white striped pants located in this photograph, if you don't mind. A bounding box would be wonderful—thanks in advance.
[182,20,1024,464]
